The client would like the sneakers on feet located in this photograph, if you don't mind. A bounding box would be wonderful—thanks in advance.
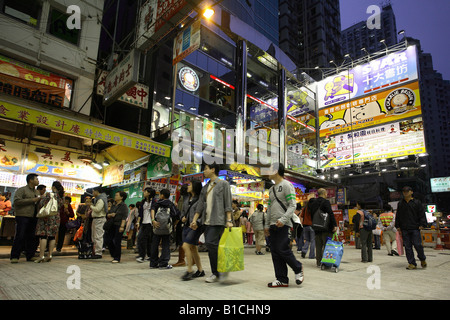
[295,268,304,285]
[205,274,219,283]
[159,265,173,270]
[406,264,417,270]
[181,271,194,281]
[193,270,205,278]
[136,257,145,263]
[421,260,427,268]
[268,280,288,288]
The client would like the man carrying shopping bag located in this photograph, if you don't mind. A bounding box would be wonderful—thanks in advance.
[191,163,233,283]
[264,163,304,288]
[217,227,244,273]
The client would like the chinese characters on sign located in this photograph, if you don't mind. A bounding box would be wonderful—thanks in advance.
[0,101,171,158]
[316,45,418,110]
[0,54,72,108]
[97,71,149,109]
[103,49,140,106]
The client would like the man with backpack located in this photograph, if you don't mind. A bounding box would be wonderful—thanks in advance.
[307,188,337,268]
[150,189,179,269]
[355,200,376,263]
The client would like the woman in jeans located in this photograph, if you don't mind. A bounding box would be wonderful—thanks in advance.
[105,191,129,263]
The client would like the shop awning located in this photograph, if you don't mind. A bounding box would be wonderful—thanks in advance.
[0,98,171,158]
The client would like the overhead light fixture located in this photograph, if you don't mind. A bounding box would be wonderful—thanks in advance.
[93,161,103,170]
[103,160,110,167]
[203,8,215,19]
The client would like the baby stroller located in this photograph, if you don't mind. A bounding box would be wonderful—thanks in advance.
[74,223,94,259]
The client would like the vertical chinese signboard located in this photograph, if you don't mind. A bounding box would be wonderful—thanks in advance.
[97,71,149,109]
[103,49,140,106]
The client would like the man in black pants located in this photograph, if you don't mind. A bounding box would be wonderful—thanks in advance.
[396,186,427,270]
[264,163,304,287]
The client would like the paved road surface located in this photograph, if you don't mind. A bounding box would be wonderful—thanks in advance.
[0,244,449,301]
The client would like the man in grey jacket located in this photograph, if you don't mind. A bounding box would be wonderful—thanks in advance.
[264,163,303,287]
[11,173,40,263]
[191,163,233,283]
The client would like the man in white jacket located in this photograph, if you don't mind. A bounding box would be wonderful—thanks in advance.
[90,186,108,258]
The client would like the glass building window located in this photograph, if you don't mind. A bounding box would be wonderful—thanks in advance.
[48,7,81,46]
[2,0,41,27]
[285,79,318,176]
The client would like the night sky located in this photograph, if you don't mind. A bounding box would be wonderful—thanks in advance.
[340,0,450,80]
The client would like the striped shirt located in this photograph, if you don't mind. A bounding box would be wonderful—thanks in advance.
[266,179,296,228]
[380,212,395,228]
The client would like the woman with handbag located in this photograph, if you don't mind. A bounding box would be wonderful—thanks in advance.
[35,181,65,263]
[180,181,205,280]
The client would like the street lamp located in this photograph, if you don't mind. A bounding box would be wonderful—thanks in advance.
[315,66,324,80]
[329,60,339,73]
[203,8,215,19]
[398,30,408,46]
[379,39,388,54]
[344,54,353,68]
[361,47,370,62]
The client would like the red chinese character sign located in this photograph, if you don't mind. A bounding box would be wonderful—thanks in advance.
[0,54,72,108]
[103,49,140,106]
[97,71,149,109]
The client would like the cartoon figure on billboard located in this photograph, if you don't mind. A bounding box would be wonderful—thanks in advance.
[319,114,346,131]
[343,101,386,123]
[323,74,355,101]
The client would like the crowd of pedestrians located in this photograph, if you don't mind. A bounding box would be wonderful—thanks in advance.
[7,169,429,285]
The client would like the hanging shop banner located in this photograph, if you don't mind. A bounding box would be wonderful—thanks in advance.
[102,161,125,186]
[25,148,102,183]
[147,153,172,179]
[318,81,421,137]
[0,101,171,157]
[97,71,149,109]
[0,72,66,108]
[430,177,450,193]
[236,181,265,193]
[173,20,201,65]
[320,117,426,168]
[144,177,179,195]
[0,140,23,172]
[316,45,418,110]
[103,49,140,106]
[0,54,73,108]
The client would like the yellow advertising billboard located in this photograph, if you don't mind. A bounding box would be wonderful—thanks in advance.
[320,117,426,168]
[319,81,421,137]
